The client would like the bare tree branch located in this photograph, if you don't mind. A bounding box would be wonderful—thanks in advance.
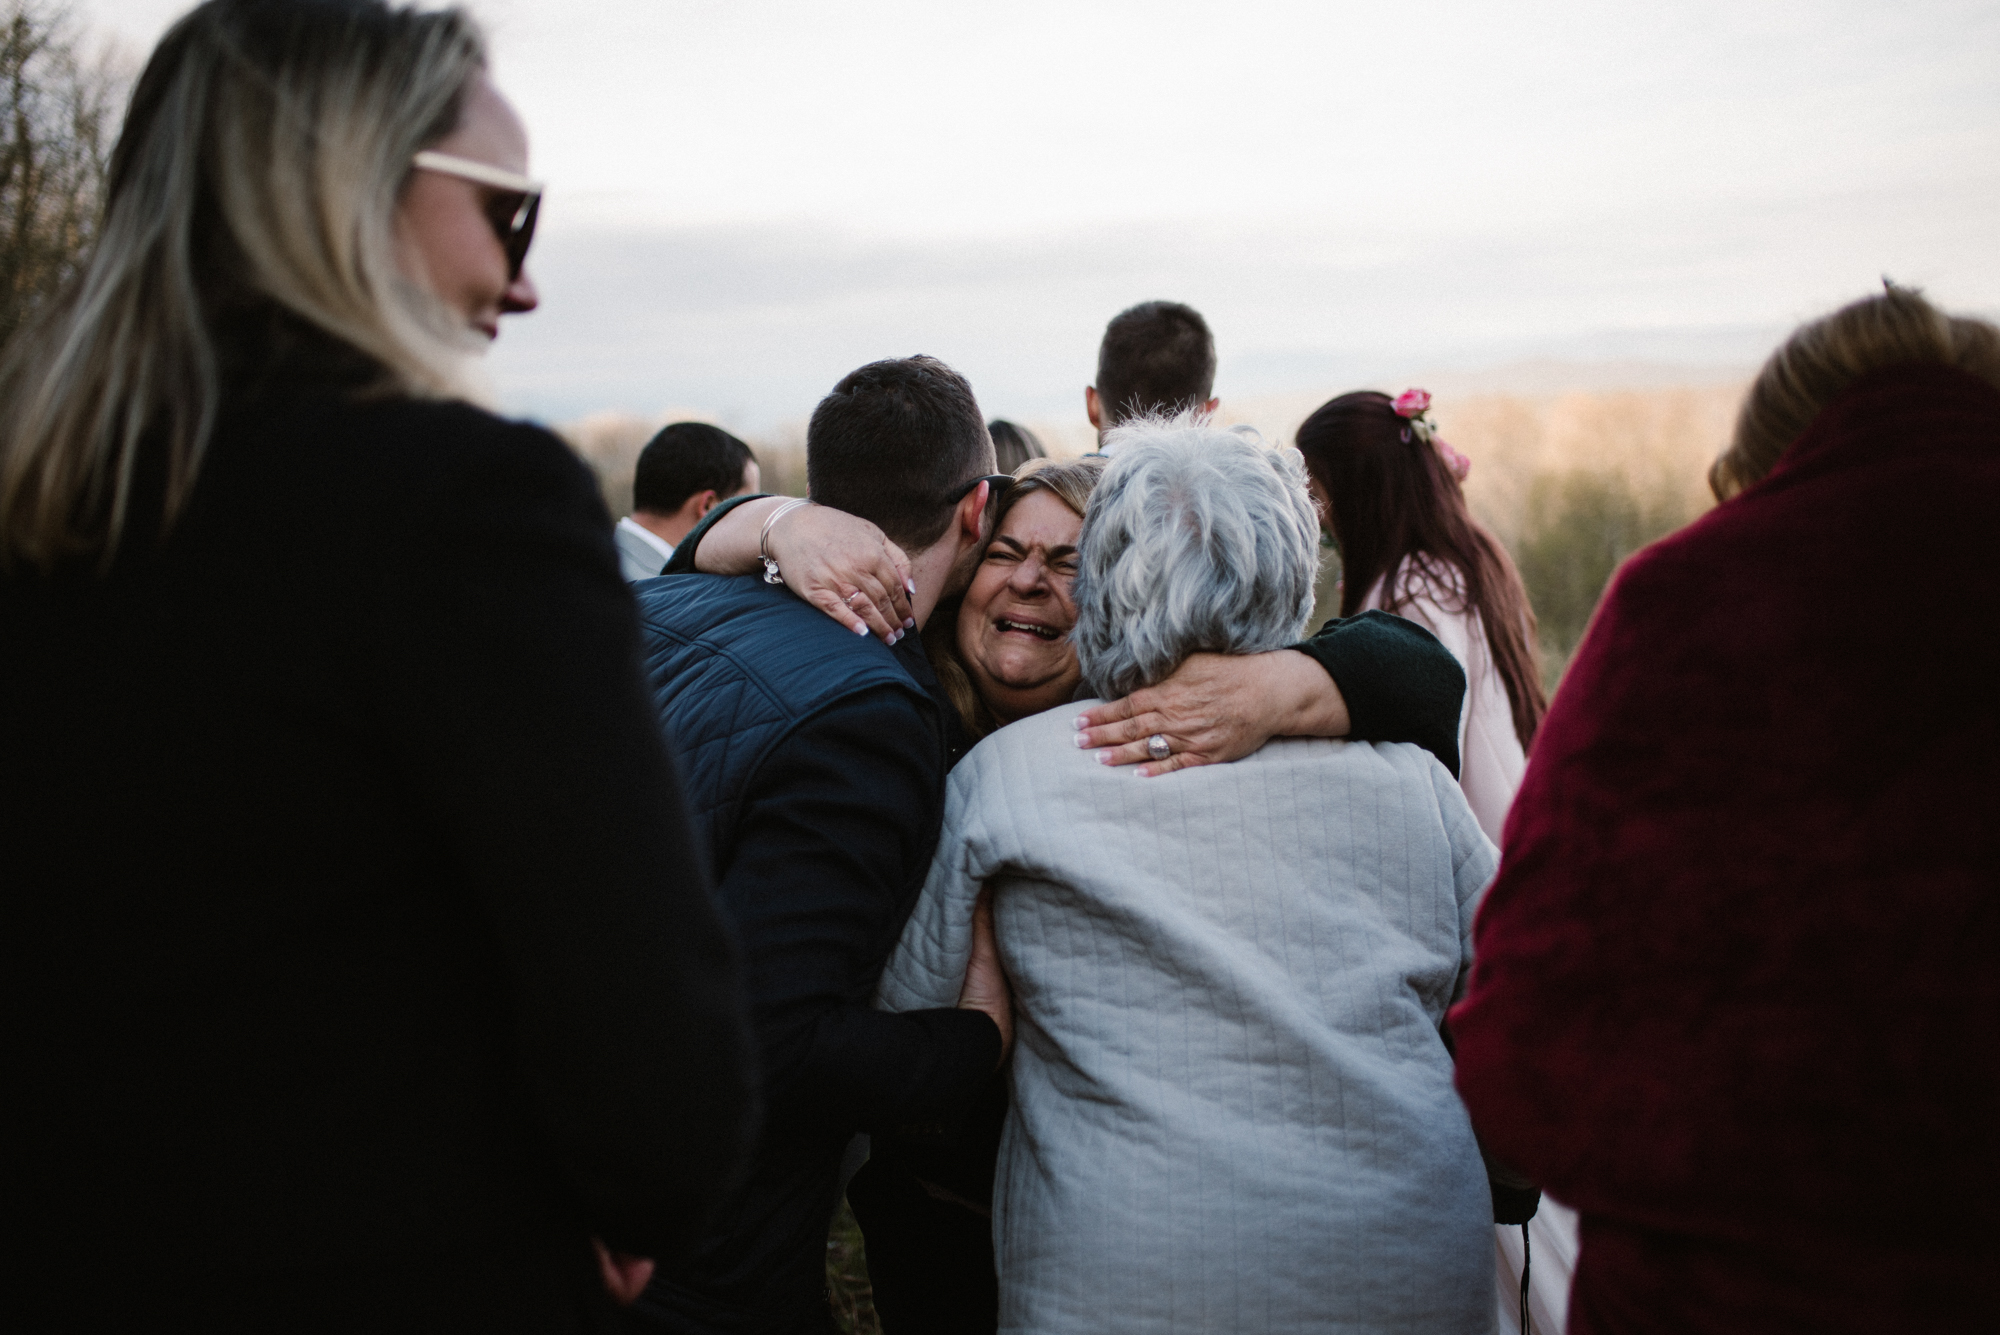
[1,2,120,349]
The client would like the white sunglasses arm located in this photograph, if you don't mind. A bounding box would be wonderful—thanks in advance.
[411,150,541,194]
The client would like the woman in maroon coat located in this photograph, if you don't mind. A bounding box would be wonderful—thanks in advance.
[1450,285,1999,1333]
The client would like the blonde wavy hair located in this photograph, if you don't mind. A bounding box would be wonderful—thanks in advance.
[1712,284,2000,502]
[0,0,488,570]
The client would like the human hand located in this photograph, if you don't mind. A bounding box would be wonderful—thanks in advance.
[593,1238,655,1306]
[765,504,916,646]
[1071,649,1352,776]
[956,887,1013,1064]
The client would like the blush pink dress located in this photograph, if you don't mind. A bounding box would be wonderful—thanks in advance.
[1361,559,1578,1335]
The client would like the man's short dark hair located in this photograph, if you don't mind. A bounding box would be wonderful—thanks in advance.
[807,356,995,551]
[633,422,757,514]
[1095,301,1217,423]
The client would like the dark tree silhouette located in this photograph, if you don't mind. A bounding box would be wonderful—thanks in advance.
[1,2,116,350]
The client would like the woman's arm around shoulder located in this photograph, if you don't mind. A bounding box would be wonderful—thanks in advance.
[1073,609,1466,777]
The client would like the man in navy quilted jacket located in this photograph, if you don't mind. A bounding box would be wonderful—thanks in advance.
[626,356,1011,1334]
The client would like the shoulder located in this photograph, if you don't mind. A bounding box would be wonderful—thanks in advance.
[230,390,594,512]
[637,576,936,727]
[953,703,1088,781]
[1388,556,1470,619]
[357,397,594,505]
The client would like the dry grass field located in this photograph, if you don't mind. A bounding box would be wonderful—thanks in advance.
[563,375,1747,695]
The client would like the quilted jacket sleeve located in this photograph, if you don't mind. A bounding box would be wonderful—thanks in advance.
[877,759,990,1014]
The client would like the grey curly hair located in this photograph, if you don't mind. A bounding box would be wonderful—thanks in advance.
[1073,418,1322,698]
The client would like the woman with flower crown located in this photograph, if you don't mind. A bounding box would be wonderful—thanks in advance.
[1294,389,1546,842]
[1293,389,1568,1334]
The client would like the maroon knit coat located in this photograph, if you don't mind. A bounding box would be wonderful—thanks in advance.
[1450,364,2000,1332]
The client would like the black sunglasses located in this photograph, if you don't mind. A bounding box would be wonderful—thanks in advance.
[411,150,543,281]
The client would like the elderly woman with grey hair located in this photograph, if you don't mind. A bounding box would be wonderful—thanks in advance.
[880,421,1499,1334]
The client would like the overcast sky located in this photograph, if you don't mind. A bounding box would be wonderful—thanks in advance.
[87,0,2000,430]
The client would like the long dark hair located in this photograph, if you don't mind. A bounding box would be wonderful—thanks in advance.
[1295,391,1547,748]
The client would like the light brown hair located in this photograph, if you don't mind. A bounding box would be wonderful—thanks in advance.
[1713,285,2000,502]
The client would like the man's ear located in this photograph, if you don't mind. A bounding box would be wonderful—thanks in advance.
[689,488,722,520]
[1203,396,1219,417]
[1085,386,1104,431]
[955,481,992,546]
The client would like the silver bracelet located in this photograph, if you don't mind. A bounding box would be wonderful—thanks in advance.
[758,498,814,584]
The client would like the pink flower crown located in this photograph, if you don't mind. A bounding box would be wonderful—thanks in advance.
[1393,388,1469,483]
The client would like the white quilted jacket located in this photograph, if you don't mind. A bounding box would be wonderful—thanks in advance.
[879,702,1500,1335]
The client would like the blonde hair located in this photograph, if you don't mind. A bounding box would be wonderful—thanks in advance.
[1712,285,2000,502]
[0,0,488,570]
[926,454,1109,741]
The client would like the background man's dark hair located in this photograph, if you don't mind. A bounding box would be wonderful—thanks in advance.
[633,422,757,514]
[1095,301,1217,422]
[807,355,995,550]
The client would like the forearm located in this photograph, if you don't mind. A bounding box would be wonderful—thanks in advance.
[1261,647,1352,737]
[662,492,774,575]
[761,1000,1001,1134]
[1294,609,1466,776]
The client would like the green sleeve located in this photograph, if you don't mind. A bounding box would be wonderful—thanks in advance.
[660,492,772,575]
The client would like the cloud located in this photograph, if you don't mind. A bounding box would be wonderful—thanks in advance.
[489,168,2000,427]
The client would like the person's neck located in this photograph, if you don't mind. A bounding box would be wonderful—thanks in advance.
[628,510,688,547]
[905,538,967,631]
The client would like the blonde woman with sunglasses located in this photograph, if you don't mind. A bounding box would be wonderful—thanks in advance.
[0,2,751,1325]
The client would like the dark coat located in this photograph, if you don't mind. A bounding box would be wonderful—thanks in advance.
[628,574,1001,1334]
[1451,365,2000,1332]
[2,374,754,1330]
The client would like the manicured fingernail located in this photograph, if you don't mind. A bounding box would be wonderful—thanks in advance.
[1072,716,1089,730]
[854,622,869,636]
[1072,732,1090,749]
[905,579,917,596]
[903,617,915,629]
[1096,750,1114,764]
[1136,768,1154,778]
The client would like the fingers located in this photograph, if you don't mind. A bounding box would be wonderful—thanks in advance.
[840,543,915,638]
[806,587,880,641]
[958,888,1014,1062]
[1072,707,1168,753]
[594,1240,655,1307]
[882,539,915,627]
[842,571,906,644]
[1089,733,1215,777]
[1090,732,1178,769]
[1135,750,1209,779]
[1072,691,1143,734]
[768,507,915,641]
[799,567,908,645]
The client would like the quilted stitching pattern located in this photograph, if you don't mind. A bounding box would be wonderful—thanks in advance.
[880,704,1502,1335]
[633,575,935,879]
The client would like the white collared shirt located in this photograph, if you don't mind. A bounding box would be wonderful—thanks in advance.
[615,515,675,581]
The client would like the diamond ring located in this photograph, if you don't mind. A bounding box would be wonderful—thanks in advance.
[1146,734,1172,761]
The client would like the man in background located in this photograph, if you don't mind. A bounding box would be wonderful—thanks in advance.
[615,422,761,581]
[1085,300,1220,449]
